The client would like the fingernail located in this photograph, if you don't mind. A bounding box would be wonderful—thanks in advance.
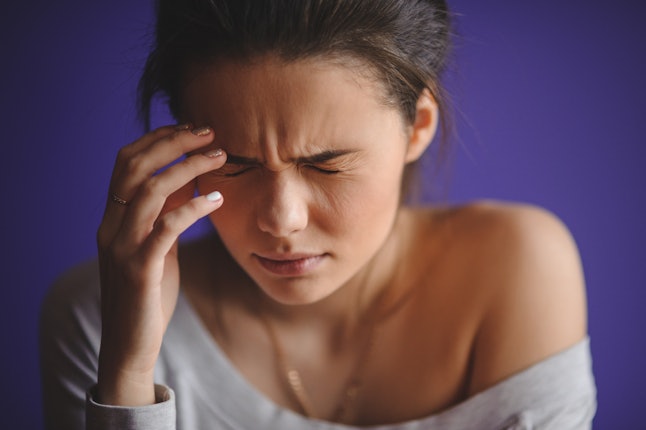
[206,191,223,202]
[204,148,224,158]
[192,126,212,137]
[174,123,192,131]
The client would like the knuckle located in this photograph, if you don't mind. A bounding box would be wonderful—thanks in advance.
[183,154,203,171]
[166,130,183,145]
[153,124,173,136]
[124,153,147,176]
[115,145,133,164]
[188,197,205,212]
[154,215,176,237]
[141,176,166,199]
[166,129,197,154]
[162,211,182,230]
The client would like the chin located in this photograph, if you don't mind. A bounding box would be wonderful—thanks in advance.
[255,276,340,307]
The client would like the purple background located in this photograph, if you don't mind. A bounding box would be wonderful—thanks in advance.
[2,1,644,428]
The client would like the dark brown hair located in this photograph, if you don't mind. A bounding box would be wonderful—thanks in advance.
[138,0,452,199]
[139,0,450,124]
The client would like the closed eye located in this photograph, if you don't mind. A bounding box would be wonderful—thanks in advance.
[223,167,254,177]
[305,165,342,174]
[209,164,256,177]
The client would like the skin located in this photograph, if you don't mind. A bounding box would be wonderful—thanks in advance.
[96,56,587,425]
[185,58,435,310]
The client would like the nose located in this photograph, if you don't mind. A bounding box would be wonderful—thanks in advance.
[256,171,309,238]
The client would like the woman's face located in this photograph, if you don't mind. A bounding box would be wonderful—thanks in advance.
[183,57,420,305]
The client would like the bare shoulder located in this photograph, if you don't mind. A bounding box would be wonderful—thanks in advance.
[420,201,588,394]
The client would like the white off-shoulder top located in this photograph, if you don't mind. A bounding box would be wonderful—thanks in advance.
[40,260,597,430]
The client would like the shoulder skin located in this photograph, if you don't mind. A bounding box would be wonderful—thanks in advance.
[437,201,588,395]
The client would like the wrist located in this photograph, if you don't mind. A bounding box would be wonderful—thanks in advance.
[97,360,156,406]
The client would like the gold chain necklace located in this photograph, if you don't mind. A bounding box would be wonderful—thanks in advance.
[256,277,420,424]
[259,310,377,422]
[248,242,424,423]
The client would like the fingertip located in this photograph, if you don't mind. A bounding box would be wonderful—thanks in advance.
[205,191,223,203]
[203,148,225,159]
[191,126,212,137]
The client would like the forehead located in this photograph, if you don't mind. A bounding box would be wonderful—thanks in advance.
[179,56,403,152]
[180,56,395,119]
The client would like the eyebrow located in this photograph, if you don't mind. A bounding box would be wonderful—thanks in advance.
[225,149,360,165]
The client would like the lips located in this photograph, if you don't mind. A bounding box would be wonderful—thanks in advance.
[254,253,326,277]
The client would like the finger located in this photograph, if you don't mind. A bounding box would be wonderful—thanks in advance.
[101,125,186,223]
[162,181,197,216]
[119,124,186,160]
[118,149,227,245]
[101,127,216,242]
[110,126,215,201]
[140,191,224,263]
[106,125,182,197]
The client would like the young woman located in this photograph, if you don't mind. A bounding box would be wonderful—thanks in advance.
[40,1,596,429]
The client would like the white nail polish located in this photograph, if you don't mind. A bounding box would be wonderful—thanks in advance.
[206,191,222,202]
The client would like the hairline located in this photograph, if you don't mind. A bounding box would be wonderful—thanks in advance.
[177,51,420,129]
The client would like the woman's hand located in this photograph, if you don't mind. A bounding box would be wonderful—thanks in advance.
[95,125,225,406]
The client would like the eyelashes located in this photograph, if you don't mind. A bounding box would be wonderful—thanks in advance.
[214,164,342,177]
[306,165,341,175]
[221,166,253,177]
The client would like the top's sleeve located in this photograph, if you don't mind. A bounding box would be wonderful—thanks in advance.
[475,338,597,430]
[422,338,596,430]
[86,384,176,430]
[39,261,177,430]
[39,261,103,430]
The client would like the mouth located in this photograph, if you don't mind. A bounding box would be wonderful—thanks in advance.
[253,253,327,277]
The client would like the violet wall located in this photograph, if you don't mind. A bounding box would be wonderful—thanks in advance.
[1,1,644,428]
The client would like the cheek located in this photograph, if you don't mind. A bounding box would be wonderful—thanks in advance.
[196,174,251,208]
[196,175,250,232]
[196,173,230,193]
[315,170,403,237]
[196,161,403,234]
